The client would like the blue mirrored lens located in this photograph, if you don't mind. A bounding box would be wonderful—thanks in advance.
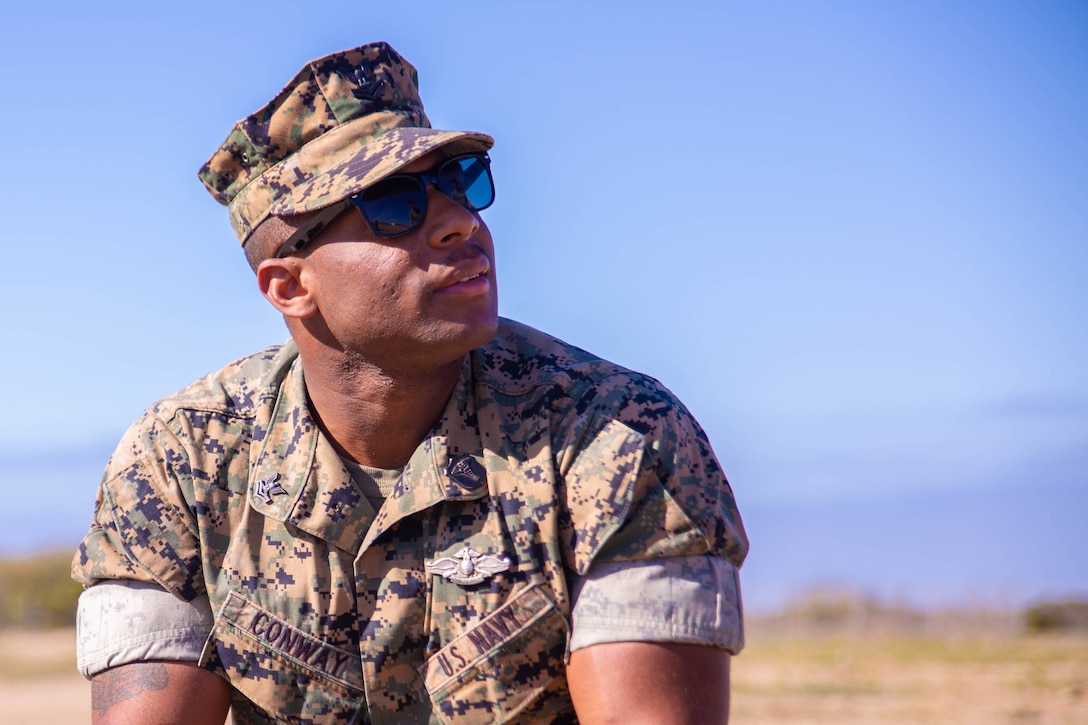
[357,177,427,236]
[436,156,494,211]
[353,154,494,238]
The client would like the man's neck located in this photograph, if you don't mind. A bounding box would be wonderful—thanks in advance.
[300,352,466,469]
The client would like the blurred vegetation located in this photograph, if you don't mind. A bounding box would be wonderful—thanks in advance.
[0,551,81,628]
[1024,600,1088,633]
[749,587,1088,638]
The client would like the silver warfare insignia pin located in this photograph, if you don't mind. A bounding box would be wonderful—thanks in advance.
[425,543,511,586]
[254,472,288,504]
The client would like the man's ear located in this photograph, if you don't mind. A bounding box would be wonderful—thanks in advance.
[256,258,318,319]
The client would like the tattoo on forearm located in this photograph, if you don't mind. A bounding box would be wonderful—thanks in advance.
[92,663,170,716]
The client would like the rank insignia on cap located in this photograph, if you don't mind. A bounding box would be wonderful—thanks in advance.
[254,473,288,504]
[446,454,486,490]
[349,67,386,101]
[425,543,511,586]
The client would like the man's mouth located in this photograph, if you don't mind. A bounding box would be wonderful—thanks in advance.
[456,264,490,284]
[435,262,492,296]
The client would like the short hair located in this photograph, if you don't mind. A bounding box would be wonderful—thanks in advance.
[243,214,310,272]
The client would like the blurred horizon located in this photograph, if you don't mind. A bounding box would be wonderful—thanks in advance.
[1,1,1085,612]
[7,436,1084,613]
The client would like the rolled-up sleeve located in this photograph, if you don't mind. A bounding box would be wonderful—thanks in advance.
[569,555,744,654]
[76,580,214,678]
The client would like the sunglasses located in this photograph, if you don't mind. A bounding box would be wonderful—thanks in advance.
[277,153,495,257]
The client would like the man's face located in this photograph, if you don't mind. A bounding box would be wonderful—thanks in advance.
[295,151,499,371]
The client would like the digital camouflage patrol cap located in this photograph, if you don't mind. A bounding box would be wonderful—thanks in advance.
[198,42,494,245]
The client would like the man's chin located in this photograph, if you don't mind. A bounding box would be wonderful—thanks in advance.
[462,315,501,351]
[422,314,500,360]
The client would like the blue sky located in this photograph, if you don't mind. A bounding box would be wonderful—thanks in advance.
[2,1,1085,609]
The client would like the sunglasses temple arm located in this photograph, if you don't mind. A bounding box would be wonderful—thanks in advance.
[276,201,350,257]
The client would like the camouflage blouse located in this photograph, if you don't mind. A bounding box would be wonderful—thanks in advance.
[74,319,748,724]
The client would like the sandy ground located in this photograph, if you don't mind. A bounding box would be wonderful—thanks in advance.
[0,628,90,725]
[732,633,1088,724]
[4,627,1086,724]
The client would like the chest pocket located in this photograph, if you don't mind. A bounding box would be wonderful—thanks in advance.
[200,591,366,724]
[419,584,572,724]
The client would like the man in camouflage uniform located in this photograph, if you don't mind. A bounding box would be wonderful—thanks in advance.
[73,42,749,724]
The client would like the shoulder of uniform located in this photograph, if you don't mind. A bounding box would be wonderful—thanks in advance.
[476,320,696,439]
[149,339,298,420]
[474,318,629,393]
[475,319,677,410]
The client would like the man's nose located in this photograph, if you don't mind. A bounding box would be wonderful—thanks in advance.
[424,186,480,248]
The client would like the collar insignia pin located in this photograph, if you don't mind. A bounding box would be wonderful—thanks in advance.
[425,543,511,586]
[446,454,486,491]
[254,473,288,504]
